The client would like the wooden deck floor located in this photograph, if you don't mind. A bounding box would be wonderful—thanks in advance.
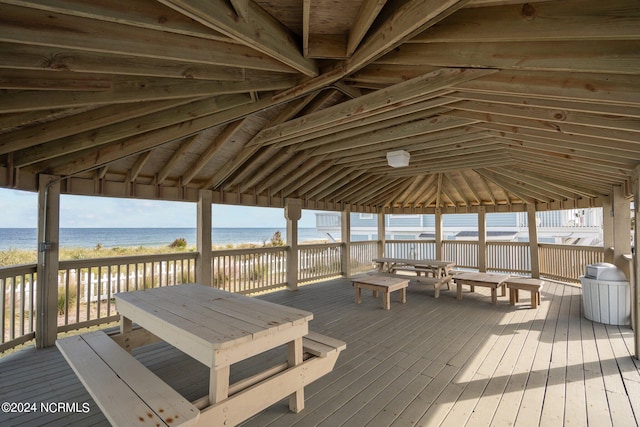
[1,277,639,426]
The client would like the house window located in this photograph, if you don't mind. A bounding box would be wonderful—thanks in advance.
[359,213,374,220]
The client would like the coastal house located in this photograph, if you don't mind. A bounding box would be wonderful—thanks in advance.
[1,0,640,425]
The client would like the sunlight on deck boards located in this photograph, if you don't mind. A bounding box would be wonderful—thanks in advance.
[1,277,638,426]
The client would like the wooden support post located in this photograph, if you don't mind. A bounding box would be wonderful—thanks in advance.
[602,196,615,264]
[285,198,302,291]
[527,204,541,278]
[197,190,213,286]
[435,208,443,260]
[633,166,640,359]
[377,210,386,258]
[341,207,351,278]
[36,174,60,348]
[612,185,631,279]
[478,207,487,272]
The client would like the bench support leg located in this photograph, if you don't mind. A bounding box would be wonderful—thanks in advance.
[355,286,362,304]
[288,338,304,412]
[383,291,390,310]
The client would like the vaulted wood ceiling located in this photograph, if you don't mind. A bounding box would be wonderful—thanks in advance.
[1,0,639,213]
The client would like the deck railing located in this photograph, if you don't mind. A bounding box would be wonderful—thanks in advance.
[539,243,604,283]
[56,252,197,333]
[350,241,378,274]
[1,241,608,352]
[298,243,342,283]
[385,240,436,259]
[211,246,287,294]
[0,264,37,352]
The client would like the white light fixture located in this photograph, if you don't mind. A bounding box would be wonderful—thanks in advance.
[386,150,410,168]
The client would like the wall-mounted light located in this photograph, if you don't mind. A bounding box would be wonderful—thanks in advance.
[387,150,410,168]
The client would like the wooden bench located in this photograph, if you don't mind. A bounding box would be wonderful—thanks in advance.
[56,331,200,427]
[376,271,452,298]
[352,274,409,310]
[303,331,347,357]
[505,277,544,309]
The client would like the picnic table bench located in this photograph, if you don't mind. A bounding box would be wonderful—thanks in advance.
[372,258,455,298]
[57,284,346,427]
[454,272,511,304]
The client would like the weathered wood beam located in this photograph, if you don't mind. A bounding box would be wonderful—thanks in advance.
[158,0,318,76]
[255,68,496,146]
[347,0,387,56]
[3,98,205,158]
[37,95,278,176]
[391,175,426,208]
[488,167,597,200]
[269,155,328,196]
[446,109,640,145]
[182,119,248,186]
[1,0,232,41]
[275,95,455,149]
[455,70,640,107]
[327,172,372,204]
[378,40,640,75]
[255,152,311,195]
[0,4,293,73]
[0,74,296,114]
[0,43,249,81]
[13,95,251,166]
[202,95,317,190]
[310,115,478,155]
[329,128,488,162]
[483,168,568,202]
[404,174,439,208]
[474,124,640,157]
[346,0,471,73]
[157,136,199,185]
[459,171,482,205]
[221,145,280,192]
[442,173,470,207]
[414,0,640,42]
[128,151,153,183]
[445,91,640,119]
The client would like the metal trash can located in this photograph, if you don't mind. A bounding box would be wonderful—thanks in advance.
[580,262,630,326]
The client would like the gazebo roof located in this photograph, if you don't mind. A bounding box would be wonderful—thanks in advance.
[1,0,638,213]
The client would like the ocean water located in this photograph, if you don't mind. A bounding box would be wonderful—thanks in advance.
[0,228,330,251]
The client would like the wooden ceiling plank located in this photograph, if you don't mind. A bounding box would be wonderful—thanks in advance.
[328,173,374,204]
[347,0,471,73]
[38,94,280,176]
[0,74,296,114]
[442,173,469,207]
[157,136,198,185]
[254,68,497,146]
[275,95,456,149]
[476,169,537,204]
[0,42,248,81]
[311,115,478,155]
[477,124,640,157]
[456,70,640,107]
[449,99,640,134]
[446,109,640,145]
[302,0,310,57]
[446,91,640,119]
[269,155,328,196]
[490,167,591,200]
[159,0,318,76]
[0,98,194,155]
[285,163,343,199]
[128,151,153,183]
[458,171,481,205]
[404,174,439,208]
[484,167,570,202]
[182,119,248,186]
[256,152,313,194]
[1,0,232,41]
[346,0,388,56]
[311,169,365,201]
[13,95,252,166]
[393,175,427,207]
[329,128,488,162]
[495,135,640,165]
[381,177,416,208]
[0,4,294,73]
[360,178,410,207]
[414,0,640,42]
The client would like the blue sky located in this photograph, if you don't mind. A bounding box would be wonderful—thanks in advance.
[0,188,321,228]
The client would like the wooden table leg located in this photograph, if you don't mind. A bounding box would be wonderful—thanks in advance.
[209,365,230,405]
[355,285,362,304]
[491,288,498,304]
[509,288,517,305]
[457,282,463,300]
[383,291,390,310]
[400,288,407,304]
[288,337,304,412]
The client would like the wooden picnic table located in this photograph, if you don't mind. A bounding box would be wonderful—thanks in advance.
[113,284,345,426]
[372,257,455,279]
[454,272,511,304]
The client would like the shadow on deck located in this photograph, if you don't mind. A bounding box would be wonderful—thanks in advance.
[1,277,639,426]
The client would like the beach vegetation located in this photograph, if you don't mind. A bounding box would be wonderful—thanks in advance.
[169,238,188,248]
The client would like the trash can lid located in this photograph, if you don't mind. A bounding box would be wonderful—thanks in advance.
[586,263,627,281]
